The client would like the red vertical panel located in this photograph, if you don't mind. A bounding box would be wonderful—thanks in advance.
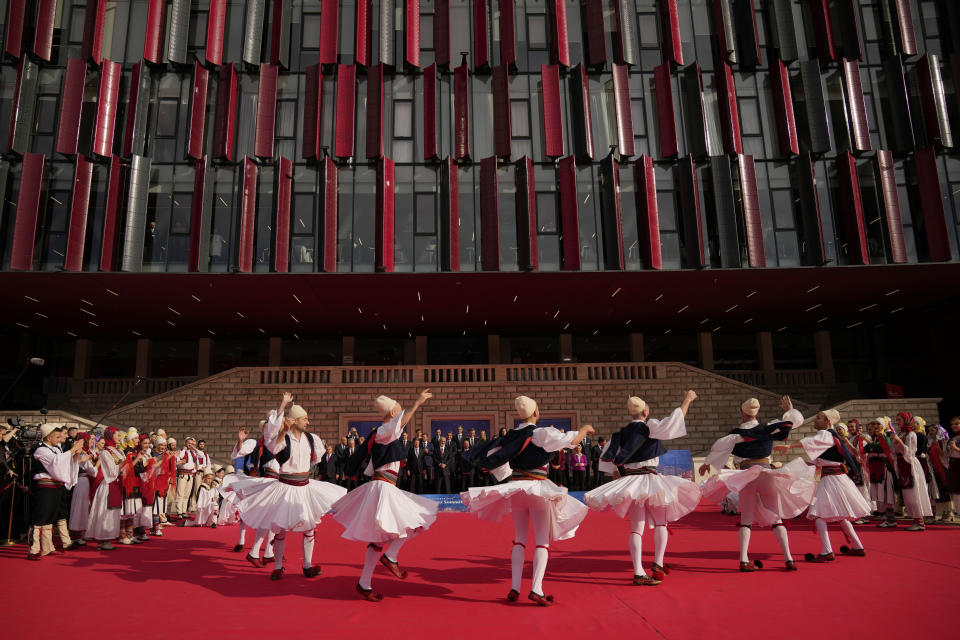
[321,157,339,272]
[188,62,210,160]
[894,0,917,56]
[493,65,512,159]
[913,148,952,262]
[558,156,580,270]
[442,157,460,271]
[454,63,470,160]
[406,0,421,69]
[213,63,238,162]
[770,57,799,156]
[844,59,871,152]
[874,150,907,264]
[542,64,563,158]
[188,155,209,272]
[809,0,836,63]
[270,0,290,67]
[479,156,499,271]
[302,64,323,161]
[144,0,167,64]
[375,158,395,272]
[584,0,606,68]
[515,156,538,271]
[4,0,26,59]
[654,62,678,157]
[634,156,662,270]
[500,0,517,72]
[10,153,44,271]
[82,0,106,65]
[737,155,766,267]
[32,0,57,61]
[238,157,258,273]
[835,151,869,265]
[612,63,635,157]
[93,60,120,158]
[254,63,278,159]
[366,64,384,160]
[659,0,683,66]
[99,156,124,272]
[205,0,227,67]
[549,0,570,68]
[716,59,742,154]
[473,0,489,72]
[274,156,292,273]
[64,155,94,272]
[57,58,87,156]
[335,64,356,159]
[424,63,438,161]
[320,0,340,65]
[435,0,451,69]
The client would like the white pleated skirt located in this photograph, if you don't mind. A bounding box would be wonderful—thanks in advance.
[584,472,702,522]
[85,483,120,541]
[330,480,438,544]
[235,478,347,533]
[461,478,588,542]
[806,473,872,521]
[69,476,91,531]
[702,458,816,527]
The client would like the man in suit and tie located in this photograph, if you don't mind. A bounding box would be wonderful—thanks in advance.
[406,439,425,494]
[342,436,358,489]
[423,439,435,489]
[590,437,605,489]
[431,428,443,452]
[315,445,339,482]
[453,425,466,451]
[467,428,478,449]
[434,436,454,493]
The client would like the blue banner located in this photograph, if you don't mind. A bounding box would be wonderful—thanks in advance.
[421,494,469,512]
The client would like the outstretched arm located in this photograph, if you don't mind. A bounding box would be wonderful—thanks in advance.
[400,389,433,429]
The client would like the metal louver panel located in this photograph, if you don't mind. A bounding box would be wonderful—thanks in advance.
[454,63,471,160]
[10,153,45,271]
[844,59,872,152]
[737,154,766,267]
[144,0,167,64]
[302,64,323,161]
[493,65,512,159]
[375,158,395,272]
[474,0,490,72]
[274,156,292,273]
[355,0,371,68]
[799,59,833,154]
[584,0,606,70]
[270,0,291,69]
[64,155,94,272]
[237,157,258,272]
[206,0,227,67]
[99,156,125,271]
[733,0,761,68]
[709,156,741,269]
[770,57,799,156]
[569,64,594,162]
[795,152,827,266]
[166,0,189,65]
[320,157,339,272]
[33,0,58,61]
[500,0,517,72]
[892,0,917,56]
[614,0,638,66]
[654,62,678,157]
[515,156,538,271]
[716,59,742,154]
[406,0,421,70]
[918,54,954,149]
[835,151,869,265]
[188,155,214,272]
[122,61,152,158]
[366,64,385,160]
[912,148,952,262]
[882,55,915,153]
[835,0,863,60]
[612,63,635,157]
[254,64,278,159]
[4,0,26,59]
[93,60,120,158]
[558,155,581,271]
[541,64,562,158]
[809,0,836,63]
[479,156,499,271]
[635,155,662,270]
[380,0,395,71]
[599,154,625,270]
[769,0,799,62]
[424,63,439,161]
[335,64,356,160]
[7,56,38,156]
[82,0,106,65]
[874,150,907,264]
[121,154,151,272]
[435,0,451,69]
[682,63,710,159]
[188,62,210,160]
[439,157,460,271]
[214,63,238,162]
[243,0,266,66]
[713,0,736,64]
[659,0,683,66]
[320,0,340,66]
[57,58,87,156]
[677,155,706,268]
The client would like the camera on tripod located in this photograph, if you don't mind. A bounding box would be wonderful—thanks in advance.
[4,416,42,447]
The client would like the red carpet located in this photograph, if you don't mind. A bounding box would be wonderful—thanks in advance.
[3,506,955,639]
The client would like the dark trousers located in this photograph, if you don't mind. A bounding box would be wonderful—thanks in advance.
[31,486,63,526]
[408,472,423,494]
[571,470,586,491]
[435,473,451,494]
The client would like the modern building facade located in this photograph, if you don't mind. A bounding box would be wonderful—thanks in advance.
[1,1,959,419]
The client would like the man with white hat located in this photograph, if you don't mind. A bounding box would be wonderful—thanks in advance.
[28,424,85,560]
[776,408,870,561]
[175,437,200,518]
[700,396,813,572]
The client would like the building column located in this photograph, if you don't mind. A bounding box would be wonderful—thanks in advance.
[697,332,714,370]
[342,336,355,365]
[559,334,573,362]
[198,338,213,378]
[415,336,427,365]
[134,338,152,378]
[268,337,282,366]
[757,330,774,369]
[487,334,501,364]
[629,333,645,361]
[71,339,92,394]
[814,330,835,384]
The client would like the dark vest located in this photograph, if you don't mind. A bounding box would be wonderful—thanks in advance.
[274,432,316,466]
[243,439,276,475]
[371,439,407,468]
[477,425,552,471]
[729,420,793,458]
[603,421,666,465]
[818,430,846,463]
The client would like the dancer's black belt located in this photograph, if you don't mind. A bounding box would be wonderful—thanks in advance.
[278,472,310,486]
[820,465,847,476]
[622,466,658,476]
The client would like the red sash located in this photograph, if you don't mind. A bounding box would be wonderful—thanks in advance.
[877,433,897,469]
[928,440,949,487]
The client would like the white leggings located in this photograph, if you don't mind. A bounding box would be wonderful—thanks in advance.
[509,493,551,596]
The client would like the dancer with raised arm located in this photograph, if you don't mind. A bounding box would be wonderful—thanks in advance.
[226,419,280,566]
[462,396,594,606]
[585,390,701,585]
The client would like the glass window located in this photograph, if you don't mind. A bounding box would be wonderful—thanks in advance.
[528,14,547,49]
[511,100,530,137]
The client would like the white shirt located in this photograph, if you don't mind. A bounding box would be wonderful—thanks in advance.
[597,407,687,475]
[799,430,843,467]
[363,411,405,476]
[263,410,325,474]
[177,448,199,471]
[704,408,805,469]
[33,443,80,488]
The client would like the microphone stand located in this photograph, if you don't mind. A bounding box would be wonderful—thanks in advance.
[89,376,145,432]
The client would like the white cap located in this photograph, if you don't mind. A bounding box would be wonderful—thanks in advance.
[225,465,235,473]
[288,405,308,420]
[374,395,398,414]
[515,396,538,420]
[741,398,760,418]
[823,409,841,426]
[40,423,60,440]
[627,396,647,416]
[156,438,167,445]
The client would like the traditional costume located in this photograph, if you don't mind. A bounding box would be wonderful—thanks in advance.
[28,425,80,559]
[86,427,125,550]
[175,443,201,516]
[226,428,280,567]
[895,415,933,530]
[701,398,813,571]
[585,396,701,585]
[194,472,219,526]
[947,424,960,520]
[461,396,588,605]
[150,444,177,536]
[68,433,99,544]
[925,423,952,521]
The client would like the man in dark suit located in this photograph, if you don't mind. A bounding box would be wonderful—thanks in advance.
[342,437,358,489]
[396,432,412,489]
[406,439,426,494]
[315,445,339,482]
[434,437,454,493]
[431,428,443,453]
[422,439,435,490]
[452,425,466,451]
[334,436,349,478]
[590,437,605,489]
[466,428,478,449]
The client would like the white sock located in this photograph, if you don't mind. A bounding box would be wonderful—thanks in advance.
[272,535,286,570]
[815,518,832,555]
[302,532,315,569]
[629,532,644,575]
[511,542,525,592]
[840,519,863,549]
[359,546,379,590]
[384,537,406,563]
[265,532,275,557]
[653,525,668,567]
[531,546,549,596]
[773,523,793,561]
[237,528,246,546]
[250,530,265,556]
[738,525,751,563]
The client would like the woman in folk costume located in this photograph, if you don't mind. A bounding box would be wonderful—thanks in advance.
[217,465,242,527]
[863,417,899,527]
[223,420,280,567]
[119,435,156,544]
[891,411,933,530]
[461,396,594,606]
[585,390,701,585]
[330,390,438,602]
[234,393,346,580]
[86,427,125,550]
[924,422,953,521]
[193,470,219,526]
[68,433,101,545]
[150,440,177,536]
[699,396,814,572]
[846,419,874,522]
[775,409,870,562]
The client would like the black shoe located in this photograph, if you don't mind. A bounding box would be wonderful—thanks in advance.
[804,552,835,563]
[528,591,555,606]
[506,589,519,602]
[785,560,798,571]
[302,566,322,578]
[839,545,866,557]
[233,544,244,552]
[270,568,284,581]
